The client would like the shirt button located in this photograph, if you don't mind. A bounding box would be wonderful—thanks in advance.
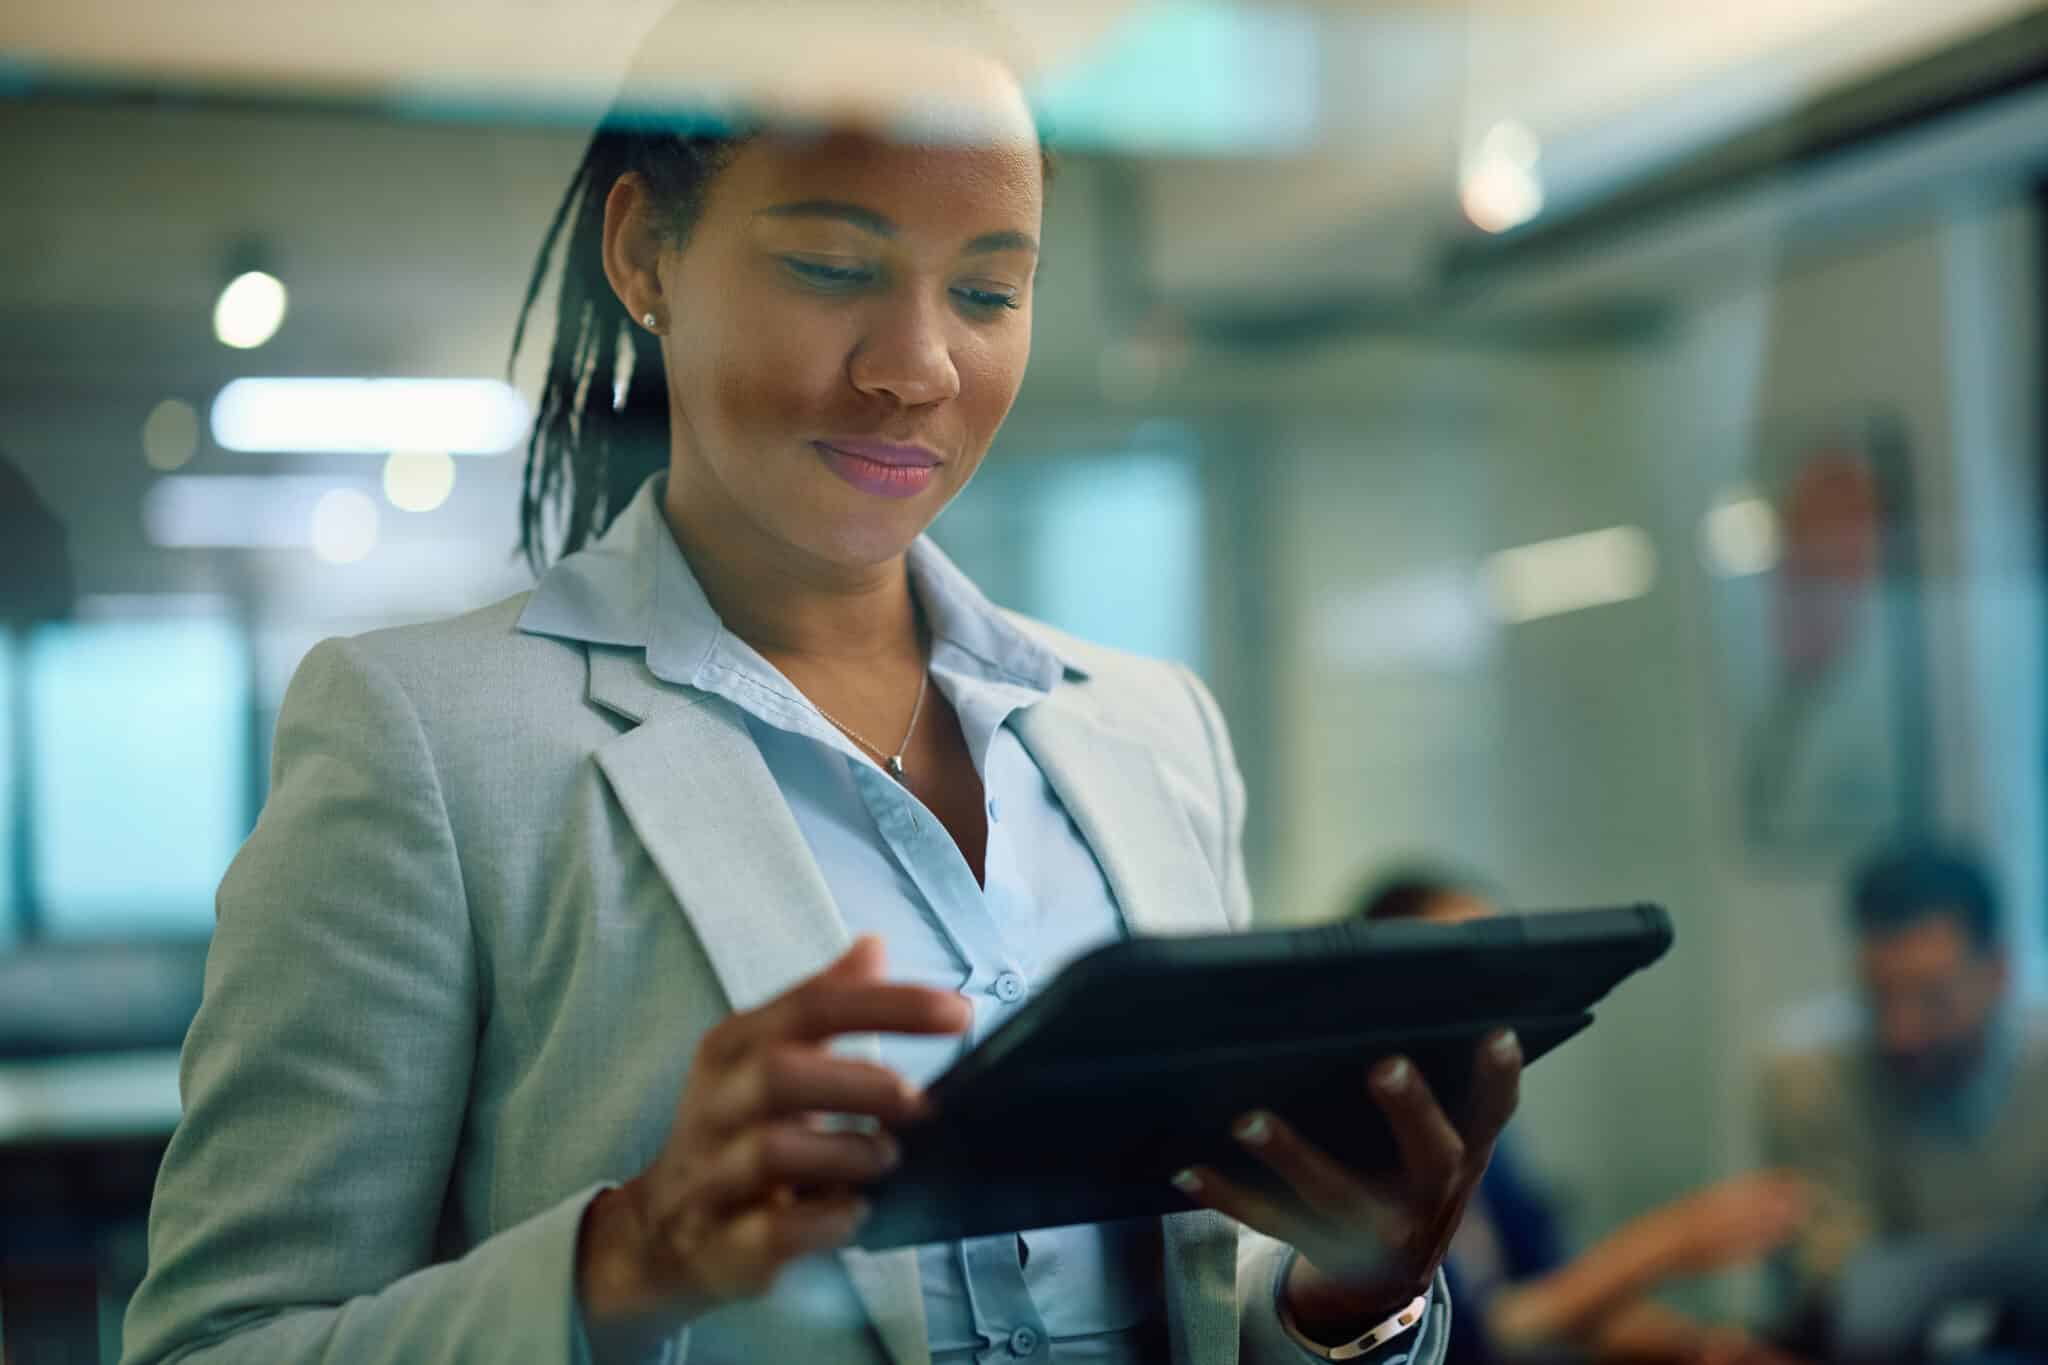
[986,797,1001,823]
[1008,1326,1040,1356]
[993,972,1027,1004]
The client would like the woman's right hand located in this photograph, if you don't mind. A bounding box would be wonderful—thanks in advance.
[575,936,970,1352]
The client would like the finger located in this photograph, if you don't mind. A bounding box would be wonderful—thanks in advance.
[709,1047,929,1130]
[1463,1030,1522,1159]
[750,980,973,1046]
[1230,1110,1384,1227]
[701,1121,901,1211]
[1370,1057,1464,1200]
[1169,1165,1320,1247]
[703,938,902,1063]
[816,934,887,985]
[720,1191,873,1289]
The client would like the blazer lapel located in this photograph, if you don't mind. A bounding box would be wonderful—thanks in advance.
[589,646,850,1013]
[586,645,931,1365]
[1010,687,1243,1361]
[1009,691,1231,941]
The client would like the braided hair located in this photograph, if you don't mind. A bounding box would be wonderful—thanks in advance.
[508,114,749,573]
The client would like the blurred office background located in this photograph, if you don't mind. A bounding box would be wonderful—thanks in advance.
[3,0,2046,1359]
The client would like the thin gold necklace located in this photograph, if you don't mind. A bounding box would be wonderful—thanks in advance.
[809,668,930,782]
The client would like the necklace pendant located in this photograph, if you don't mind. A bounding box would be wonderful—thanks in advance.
[886,754,907,781]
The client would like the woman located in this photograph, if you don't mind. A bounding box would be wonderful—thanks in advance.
[121,12,1519,1364]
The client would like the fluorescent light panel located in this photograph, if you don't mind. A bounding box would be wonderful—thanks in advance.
[210,379,530,455]
[1484,526,1657,624]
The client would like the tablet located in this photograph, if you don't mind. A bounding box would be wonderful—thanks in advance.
[856,904,1673,1250]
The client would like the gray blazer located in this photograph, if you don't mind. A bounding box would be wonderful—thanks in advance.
[122,497,1449,1364]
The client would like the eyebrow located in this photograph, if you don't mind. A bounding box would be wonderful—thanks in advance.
[963,229,1038,256]
[758,199,897,236]
[756,200,1038,255]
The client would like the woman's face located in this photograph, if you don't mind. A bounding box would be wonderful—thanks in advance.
[648,62,1042,572]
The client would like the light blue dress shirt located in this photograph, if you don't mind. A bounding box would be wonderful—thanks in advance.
[649,529,1167,1362]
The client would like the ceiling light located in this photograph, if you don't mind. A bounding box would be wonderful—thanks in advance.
[1702,492,1782,577]
[1483,526,1656,624]
[213,271,289,350]
[1460,120,1545,234]
[210,378,531,455]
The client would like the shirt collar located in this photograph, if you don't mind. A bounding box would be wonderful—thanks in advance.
[516,473,1082,696]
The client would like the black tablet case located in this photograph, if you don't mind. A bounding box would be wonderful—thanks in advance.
[857,905,1673,1249]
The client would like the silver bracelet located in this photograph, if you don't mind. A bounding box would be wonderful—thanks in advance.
[1277,1290,1429,1361]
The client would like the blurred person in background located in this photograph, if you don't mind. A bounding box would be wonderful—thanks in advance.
[1359,872,1811,1365]
[1760,844,2048,1335]
[118,5,1523,1364]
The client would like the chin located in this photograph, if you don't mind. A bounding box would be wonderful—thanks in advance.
[792,511,936,571]
[745,457,958,569]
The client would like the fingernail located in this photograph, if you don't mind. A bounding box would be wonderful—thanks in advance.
[1491,1030,1522,1064]
[878,1137,902,1170]
[1232,1112,1272,1147]
[1376,1058,1412,1093]
[1172,1168,1203,1195]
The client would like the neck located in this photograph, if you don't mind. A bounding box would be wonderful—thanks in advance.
[661,468,923,666]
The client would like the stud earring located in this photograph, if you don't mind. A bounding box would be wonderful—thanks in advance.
[641,312,660,332]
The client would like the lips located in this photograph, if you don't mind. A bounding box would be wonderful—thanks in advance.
[816,438,943,468]
[812,440,944,500]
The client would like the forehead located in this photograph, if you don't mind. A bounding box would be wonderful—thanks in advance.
[731,130,1042,233]
[753,127,1040,210]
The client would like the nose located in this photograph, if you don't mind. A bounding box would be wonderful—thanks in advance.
[848,297,960,408]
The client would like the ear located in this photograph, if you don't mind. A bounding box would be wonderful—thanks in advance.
[600,172,667,330]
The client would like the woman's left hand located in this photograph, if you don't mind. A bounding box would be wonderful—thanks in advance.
[1172,1029,1523,1342]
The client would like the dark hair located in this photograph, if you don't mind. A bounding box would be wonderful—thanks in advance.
[1848,842,2003,953]
[508,115,749,573]
[1351,866,1492,923]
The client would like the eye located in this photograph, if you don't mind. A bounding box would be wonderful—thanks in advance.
[781,257,878,292]
[952,286,1022,315]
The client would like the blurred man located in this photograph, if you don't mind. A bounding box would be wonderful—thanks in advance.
[1761,844,2048,1319]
